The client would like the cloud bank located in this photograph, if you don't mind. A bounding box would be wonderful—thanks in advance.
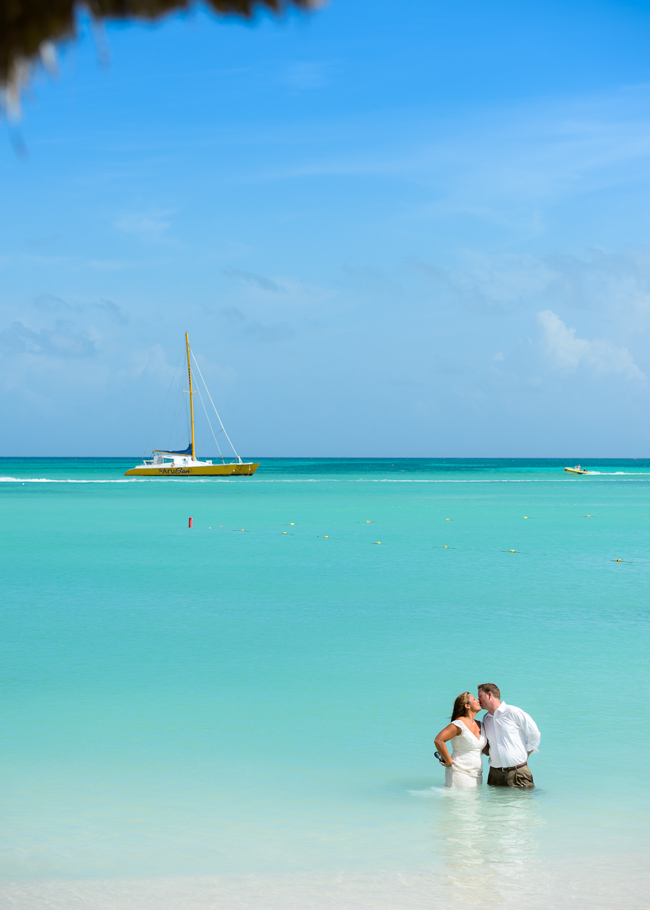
[537,310,646,380]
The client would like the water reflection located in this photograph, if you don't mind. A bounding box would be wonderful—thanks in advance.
[430,787,542,907]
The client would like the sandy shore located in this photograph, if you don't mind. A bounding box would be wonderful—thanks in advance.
[1,855,647,910]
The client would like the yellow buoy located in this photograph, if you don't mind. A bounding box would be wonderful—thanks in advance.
[283,531,287,534]
[324,535,328,538]
[509,549,515,553]
[374,541,381,545]
[524,516,528,519]
[615,558,622,562]
[290,522,295,525]
[443,545,448,548]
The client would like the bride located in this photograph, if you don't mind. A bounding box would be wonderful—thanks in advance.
[434,692,486,788]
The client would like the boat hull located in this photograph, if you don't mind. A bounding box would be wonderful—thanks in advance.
[564,467,589,474]
[125,463,260,477]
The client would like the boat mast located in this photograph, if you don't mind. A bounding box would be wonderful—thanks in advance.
[185,332,196,460]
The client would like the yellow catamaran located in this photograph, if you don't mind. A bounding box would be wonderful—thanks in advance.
[125,333,259,477]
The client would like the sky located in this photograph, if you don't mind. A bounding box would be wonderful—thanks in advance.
[3,0,650,456]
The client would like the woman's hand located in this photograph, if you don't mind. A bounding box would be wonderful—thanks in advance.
[434,722,460,768]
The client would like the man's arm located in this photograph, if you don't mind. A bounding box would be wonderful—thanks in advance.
[518,708,541,756]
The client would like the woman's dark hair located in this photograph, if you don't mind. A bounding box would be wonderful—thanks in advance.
[451,691,472,721]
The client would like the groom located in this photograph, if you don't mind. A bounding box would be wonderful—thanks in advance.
[478,683,541,788]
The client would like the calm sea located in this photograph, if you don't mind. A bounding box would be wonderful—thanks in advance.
[1,458,648,908]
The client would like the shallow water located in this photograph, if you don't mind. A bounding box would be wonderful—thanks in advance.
[1,458,648,904]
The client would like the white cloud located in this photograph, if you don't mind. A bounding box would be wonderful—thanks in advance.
[0,320,98,359]
[413,253,558,310]
[114,210,174,241]
[223,268,283,293]
[537,309,646,380]
[280,61,332,91]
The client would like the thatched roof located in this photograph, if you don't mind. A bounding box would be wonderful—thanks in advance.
[1,0,321,105]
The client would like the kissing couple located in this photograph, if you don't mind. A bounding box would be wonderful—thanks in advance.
[434,684,541,789]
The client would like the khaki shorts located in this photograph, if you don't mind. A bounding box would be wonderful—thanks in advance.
[487,763,534,788]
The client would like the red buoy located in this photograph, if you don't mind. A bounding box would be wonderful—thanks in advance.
[188,517,193,528]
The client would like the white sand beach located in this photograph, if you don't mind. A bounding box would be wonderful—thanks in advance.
[2,853,647,910]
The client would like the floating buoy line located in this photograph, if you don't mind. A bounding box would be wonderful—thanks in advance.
[180,516,625,561]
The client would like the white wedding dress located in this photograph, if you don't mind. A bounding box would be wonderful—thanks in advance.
[445,719,486,789]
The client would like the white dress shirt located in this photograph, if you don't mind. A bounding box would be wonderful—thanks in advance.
[482,702,541,768]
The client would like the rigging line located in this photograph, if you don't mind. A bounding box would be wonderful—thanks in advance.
[195,379,225,463]
[144,348,184,456]
[170,370,186,449]
[191,350,243,463]
[195,385,225,462]
[164,340,190,450]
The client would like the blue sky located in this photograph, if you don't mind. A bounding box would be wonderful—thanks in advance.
[3,0,650,456]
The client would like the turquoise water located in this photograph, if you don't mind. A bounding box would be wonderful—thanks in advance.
[1,458,648,897]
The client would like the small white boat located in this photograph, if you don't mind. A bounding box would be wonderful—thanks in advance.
[564,465,590,475]
[125,333,259,478]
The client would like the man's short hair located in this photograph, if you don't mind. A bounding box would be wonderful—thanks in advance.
[478,683,501,699]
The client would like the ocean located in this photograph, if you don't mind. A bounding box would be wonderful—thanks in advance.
[1,458,648,909]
